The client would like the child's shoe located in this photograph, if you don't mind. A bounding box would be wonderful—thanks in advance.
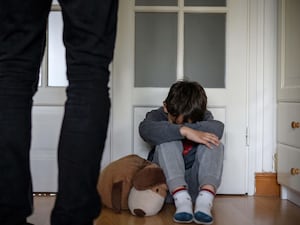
[173,189,193,223]
[193,189,214,224]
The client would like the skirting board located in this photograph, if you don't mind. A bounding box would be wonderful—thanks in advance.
[255,173,280,197]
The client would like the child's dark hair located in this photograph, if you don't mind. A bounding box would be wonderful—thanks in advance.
[164,80,207,122]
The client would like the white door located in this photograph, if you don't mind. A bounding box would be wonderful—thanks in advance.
[111,0,248,194]
[30,2,112,192]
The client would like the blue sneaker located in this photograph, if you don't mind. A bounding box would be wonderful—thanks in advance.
[173,212,193,223]
[194,211,213,224]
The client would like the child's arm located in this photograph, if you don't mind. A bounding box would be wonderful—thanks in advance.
[180,110,224,148]
[139,108,224,148]
[183,120,224,139]
[139,107,184,146]
[179,126,221,149]
[184,109,224,139]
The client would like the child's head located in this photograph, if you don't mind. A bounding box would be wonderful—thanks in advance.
[163,80,207,124]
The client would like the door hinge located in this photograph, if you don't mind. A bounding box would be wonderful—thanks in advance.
[246,127,250,146]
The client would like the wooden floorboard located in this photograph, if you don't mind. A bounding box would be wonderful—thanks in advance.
[28,195,300,225]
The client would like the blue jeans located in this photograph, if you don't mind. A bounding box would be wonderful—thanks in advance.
[0,0,118,224]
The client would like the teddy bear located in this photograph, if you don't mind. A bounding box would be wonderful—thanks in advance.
[97,154,168,217]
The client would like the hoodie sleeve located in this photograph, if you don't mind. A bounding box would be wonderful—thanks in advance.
[139,108,225,146]
[183,109,224,139]
[184,119,224,139]
[138,107,184,146]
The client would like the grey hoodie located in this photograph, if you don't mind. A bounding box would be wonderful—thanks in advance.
[139,106,224,147]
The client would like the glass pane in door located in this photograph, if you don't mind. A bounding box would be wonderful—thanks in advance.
[135,0,178,6]
[48,12,68,87]
[135,12,177,87]
[185,0,226,6]
[184,13,226,88]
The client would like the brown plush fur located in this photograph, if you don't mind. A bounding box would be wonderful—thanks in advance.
[97,154,151,212]
[133,166,166,191]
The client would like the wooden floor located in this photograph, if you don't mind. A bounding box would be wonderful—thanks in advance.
[28,195,300,225]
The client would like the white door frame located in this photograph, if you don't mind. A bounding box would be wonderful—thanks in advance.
[247,0,277,195]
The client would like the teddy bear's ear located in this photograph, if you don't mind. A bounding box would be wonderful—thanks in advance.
[133,167,166,190]
[111,181,123,213]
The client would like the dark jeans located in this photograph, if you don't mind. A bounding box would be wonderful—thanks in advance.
[0,0,118,224]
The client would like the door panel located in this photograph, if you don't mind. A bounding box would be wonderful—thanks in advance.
[112,0,248,194]
[278,0,300,101]
[30,107,62,192]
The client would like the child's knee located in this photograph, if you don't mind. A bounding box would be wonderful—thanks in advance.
[156,141,183,153]
[196,143,224,159]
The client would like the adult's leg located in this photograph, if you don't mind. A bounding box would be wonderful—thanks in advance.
[50,1,118,225]
[0,1,52,224]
